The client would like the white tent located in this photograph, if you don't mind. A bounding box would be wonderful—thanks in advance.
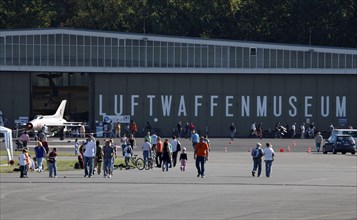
[0,126,14,162]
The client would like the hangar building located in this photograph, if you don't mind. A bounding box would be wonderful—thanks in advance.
[0,28,356,137]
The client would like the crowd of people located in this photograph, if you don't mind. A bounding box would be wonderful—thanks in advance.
[14,119,355,179]
[72,129,211,178]
[18,144,57,178]
[246,121,354,140]
[17,126,213,179]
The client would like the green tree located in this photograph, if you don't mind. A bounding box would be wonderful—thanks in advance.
[65,0,141,32]
[0,0,356,47]
[232,0,357,47]
[0,0,56,28]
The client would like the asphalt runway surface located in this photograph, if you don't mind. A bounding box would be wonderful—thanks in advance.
[1,138,356,220]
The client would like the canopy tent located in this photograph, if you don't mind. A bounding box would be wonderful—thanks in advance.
[0,126,14,162]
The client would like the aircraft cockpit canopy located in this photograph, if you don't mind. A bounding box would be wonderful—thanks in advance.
[34,115,44,119]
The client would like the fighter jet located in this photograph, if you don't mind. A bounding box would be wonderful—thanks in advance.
[26,100,82,134]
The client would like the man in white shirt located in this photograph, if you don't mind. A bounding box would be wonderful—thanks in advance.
[151,132,158,152]
[142,139,152,166]
[300,123,305,139]
[263,143,275,178]
[83,135,96,178]
[251,122,257,136]
[170,136,181,167]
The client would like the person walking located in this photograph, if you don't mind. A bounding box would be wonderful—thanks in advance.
[256,123,263,139]
[179,147,188,171]
[290,123,296,139]
[74,138,79,155]
[48,148,58,178]
[315,132,324,153]
[109,139,117,176]
[115,120,121,138]
[79,125,86,138]
[203,135,210,162]
[263,143,275,178]
[121,134,128,156]
[170,135,181,167]
[94,140,103,175]
[123,144,133,169]
[300,123,305,139]
[150,132,158,153]
[128,134,136,151]
[162,139,171,172]
[191,130,199,158]
[83,135,96,178]
[144,131,152,143]
[129,121,138,137]
[34,141,46,173]
[142,139,152,167]
[229,123,237,141]
[195,137,209,178]
[19,131,30,148]
[19,148,30,178]
[102,140,115,178]
[177,121,183,138]
[251,143,264,177]
[155,137,163,168]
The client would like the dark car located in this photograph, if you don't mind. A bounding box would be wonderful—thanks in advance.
[323,134,356,155]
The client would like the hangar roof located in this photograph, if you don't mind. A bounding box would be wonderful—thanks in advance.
[1,28,356,74]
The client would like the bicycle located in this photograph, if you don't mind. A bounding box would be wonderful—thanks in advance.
[144,150,156,170]
[115,154,145,170]
[145,156,154,170]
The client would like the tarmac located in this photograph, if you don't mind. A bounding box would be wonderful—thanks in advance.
[1,138,356,220]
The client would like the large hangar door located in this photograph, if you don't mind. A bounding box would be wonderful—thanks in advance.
[31,72,89,123]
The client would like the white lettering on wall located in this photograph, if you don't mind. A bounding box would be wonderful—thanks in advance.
[99,94,106,116]
[114,95,123,115]
[273,96,282,117]
[226,96,233,117]
[305,96,313,117]
[178,95,187,116]
[241,96,250,117]
[161,95,172,116]
[98,94,349,119]
[288,96,297,117]
[147,95,155,116]
[336,96,346,117]
[131,95,139,116]
[257,96,267,117]
[195,95,203,117]
[210,95,218,117]
[321,96,329,117]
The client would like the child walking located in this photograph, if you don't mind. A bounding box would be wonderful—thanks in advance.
[179,147,188,171]
[48,148,58,178]
[19,148,30,178]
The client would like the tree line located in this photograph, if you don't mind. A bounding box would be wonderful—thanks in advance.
[1,0,356,48]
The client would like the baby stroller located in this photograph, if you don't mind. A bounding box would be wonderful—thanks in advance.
[15,140,24,151]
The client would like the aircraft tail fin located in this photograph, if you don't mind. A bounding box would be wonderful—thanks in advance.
[54,100,67,118]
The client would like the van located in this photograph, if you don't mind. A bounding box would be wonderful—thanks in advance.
[329,129,357,142]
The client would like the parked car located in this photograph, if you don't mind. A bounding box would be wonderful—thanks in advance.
[323,134,356,155]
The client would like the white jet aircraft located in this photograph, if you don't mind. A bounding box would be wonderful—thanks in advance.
[26,100,82,134]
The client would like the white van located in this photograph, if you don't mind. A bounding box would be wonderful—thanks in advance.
[329,129,357,142]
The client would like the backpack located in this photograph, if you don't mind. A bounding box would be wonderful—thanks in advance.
[163,144,169,153]
[126,146,132,154]
[176,142,181,152]
[252,148,260,158]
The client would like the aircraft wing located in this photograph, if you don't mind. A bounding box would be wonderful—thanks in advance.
[62,122,83,126]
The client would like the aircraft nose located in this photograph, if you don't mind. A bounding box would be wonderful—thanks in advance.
[26,123,33,130]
